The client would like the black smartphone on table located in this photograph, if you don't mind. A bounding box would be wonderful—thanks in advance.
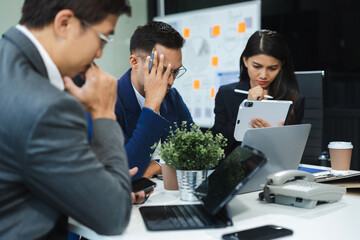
[131,177,157,193]
[222,225,293,240]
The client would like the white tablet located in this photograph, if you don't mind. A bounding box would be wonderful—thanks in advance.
[234,100,293,141]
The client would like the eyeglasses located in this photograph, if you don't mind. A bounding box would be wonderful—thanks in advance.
[163,65,187,79]
[137,55,187,79]
[80,20,113,48]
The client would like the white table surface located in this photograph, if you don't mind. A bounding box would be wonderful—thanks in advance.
[69,173,360,240]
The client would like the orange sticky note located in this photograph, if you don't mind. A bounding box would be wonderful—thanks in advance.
[210,87,215,98]
[211,56,218,67]
[183,28,190,38]
[212,25,221,36]
[238,22,246,33]
[193,80,200,90]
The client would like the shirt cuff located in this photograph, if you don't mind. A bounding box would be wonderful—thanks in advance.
[151,159,162,167]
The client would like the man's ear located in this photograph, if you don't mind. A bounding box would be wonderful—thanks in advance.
[129,55,141,69]
[53,9,76,39]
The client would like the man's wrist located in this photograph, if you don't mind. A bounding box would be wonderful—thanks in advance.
[91,111,116,120]
[144,102,160,114]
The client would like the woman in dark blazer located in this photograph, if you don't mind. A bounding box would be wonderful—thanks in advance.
[211,30,304,156]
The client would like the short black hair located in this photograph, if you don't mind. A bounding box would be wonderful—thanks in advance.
[130,21,185,54]
[20,0,131,29]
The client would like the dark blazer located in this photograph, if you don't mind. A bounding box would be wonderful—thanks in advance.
[211,80,305,156]
[0,27,132,239]
[115,69,193,180]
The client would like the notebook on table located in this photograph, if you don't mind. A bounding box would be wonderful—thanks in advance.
[139,145,267,231]
[238,124,311,194]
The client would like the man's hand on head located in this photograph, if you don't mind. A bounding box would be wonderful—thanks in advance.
[63,63,117,120]
[143,51,172,113]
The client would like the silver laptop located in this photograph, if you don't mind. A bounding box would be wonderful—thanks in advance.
[238,124,311,194]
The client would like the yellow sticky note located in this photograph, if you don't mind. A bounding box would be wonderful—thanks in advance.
[238,22,246,33]
[183,28,190,38]
[193,80,200,90]
[212,25,221,36]
[211,56,218,67]
[210,87,215,98]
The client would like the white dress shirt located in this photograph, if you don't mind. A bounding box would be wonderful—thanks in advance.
[16,24,64,91]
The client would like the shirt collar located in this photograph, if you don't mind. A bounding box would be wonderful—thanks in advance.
[16,24,65,91]
[131,82,145,109]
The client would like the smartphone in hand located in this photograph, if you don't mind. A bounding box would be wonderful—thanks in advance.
[132,177,156,193]
[222,225,293,240]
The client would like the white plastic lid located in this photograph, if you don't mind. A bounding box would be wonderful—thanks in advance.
[328,141,353,149]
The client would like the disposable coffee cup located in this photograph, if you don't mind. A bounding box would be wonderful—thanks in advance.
[328,141,353,171]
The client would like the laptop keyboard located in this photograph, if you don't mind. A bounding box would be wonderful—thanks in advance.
[140,204,233,231]
[162,204,219,228]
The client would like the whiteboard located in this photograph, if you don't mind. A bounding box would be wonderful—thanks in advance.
[155,1,261,128]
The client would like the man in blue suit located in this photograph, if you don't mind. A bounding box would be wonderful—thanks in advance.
[116,21,193,180]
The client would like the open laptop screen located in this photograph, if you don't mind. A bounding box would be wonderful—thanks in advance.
[195,146,266,215]
[238,124,311,194]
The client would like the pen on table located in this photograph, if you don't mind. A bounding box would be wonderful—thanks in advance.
[315,173,336,179]
[148,48,155,73]
[234,89,274,99]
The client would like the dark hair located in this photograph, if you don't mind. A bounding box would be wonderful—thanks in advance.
[239,30,299,124]
[20,0,131,28]
[130,21,185,55]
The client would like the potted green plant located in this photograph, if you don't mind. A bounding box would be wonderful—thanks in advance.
[157,121,227,201]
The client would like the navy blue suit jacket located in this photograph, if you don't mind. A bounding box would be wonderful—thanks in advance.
[115,69,193,179]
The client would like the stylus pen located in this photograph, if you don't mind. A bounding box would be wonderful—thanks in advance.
[148,48,155,73]
[234,89,274,99]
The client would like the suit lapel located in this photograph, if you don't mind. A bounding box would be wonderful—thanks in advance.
[3,27,48,79]
[160,100,168,119]
[117,69,142,135]
[160,94,177,124]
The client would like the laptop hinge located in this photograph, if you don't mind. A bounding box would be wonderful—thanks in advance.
[217,204,233,226]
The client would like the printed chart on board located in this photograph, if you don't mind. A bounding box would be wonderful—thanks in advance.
[155,1,261,128]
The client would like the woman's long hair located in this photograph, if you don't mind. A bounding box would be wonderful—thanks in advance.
[239,30,299,124]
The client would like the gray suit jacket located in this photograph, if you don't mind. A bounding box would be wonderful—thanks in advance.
[0,27,132,239]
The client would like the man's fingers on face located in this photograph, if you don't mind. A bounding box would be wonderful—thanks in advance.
[78,64,91,80]
[144,56,151,76]
[164,63,172,80]
[156,54,164,78]
[63,76,80,96]
[151,51,158,71]
[84,64,98,81]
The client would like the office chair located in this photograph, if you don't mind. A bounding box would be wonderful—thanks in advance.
[295,71,325,165]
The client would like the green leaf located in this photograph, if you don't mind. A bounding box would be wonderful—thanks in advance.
[158,121,227,170]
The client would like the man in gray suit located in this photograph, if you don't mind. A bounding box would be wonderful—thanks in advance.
[0,0,144,239]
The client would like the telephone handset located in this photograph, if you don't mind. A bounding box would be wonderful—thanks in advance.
[267,169,315,185]
[260,170,346,209]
